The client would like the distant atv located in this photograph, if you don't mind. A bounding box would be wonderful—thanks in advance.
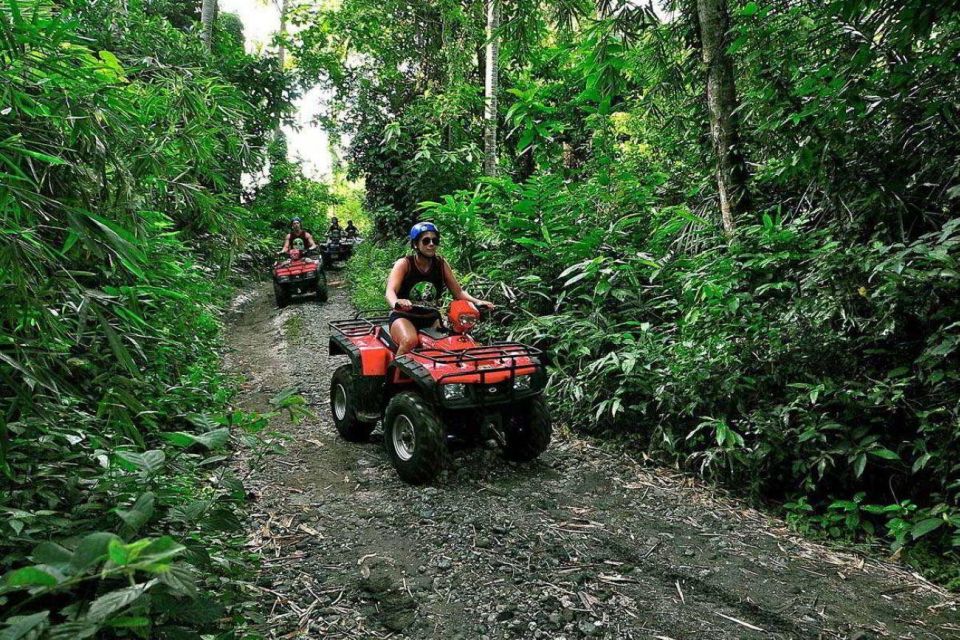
[328,301,551,484]
[321,230,352,269]
[272,247,327,307]
[343,233,362,257]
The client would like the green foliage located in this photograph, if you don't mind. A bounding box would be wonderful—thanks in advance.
[317,0,960,579]
[292,0,485,236]
[0,0,291,634]
[421,174,960,569]
[346,239,404,311]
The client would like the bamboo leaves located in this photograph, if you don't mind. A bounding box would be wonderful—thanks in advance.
[1,1,286,637]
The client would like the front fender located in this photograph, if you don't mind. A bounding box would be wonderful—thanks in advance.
[329,334,361,374]
[386,356,437,401]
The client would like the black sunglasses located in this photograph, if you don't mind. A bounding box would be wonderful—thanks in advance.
[420,236,440,246]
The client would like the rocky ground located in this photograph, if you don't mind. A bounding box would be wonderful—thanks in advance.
[224,280,959,640]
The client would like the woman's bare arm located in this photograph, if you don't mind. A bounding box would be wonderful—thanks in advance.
[386,258,412,310]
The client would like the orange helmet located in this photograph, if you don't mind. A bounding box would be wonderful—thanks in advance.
[448,300,479,334]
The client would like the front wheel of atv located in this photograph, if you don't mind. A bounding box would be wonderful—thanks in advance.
[273,281,289,308]
[501,396,552,462]
[330,364,375,442]
[315,272,328,302]
[384,392,448,484]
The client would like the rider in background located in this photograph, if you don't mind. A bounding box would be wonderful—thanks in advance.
[328,217,342,234]
[281,217,317,253]
[385,222,494,355]
[345,220,359,238]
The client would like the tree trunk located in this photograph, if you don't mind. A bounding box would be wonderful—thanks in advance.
[278,0,288,69]
[201,0,217,50]
[695,0,748,236]
[483,0,499,177]
[275,0,288,140]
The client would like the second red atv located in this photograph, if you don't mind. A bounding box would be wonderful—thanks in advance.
[272,248,327,307]
[328,301,551,484]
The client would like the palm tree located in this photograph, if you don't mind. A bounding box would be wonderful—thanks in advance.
[695,0,749,236]
[483,0,500,177]
[258,0,290,68]
[201,0,217,50]
[271,0,289,139]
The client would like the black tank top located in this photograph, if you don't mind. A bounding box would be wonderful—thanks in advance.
[398,255,446,305]
[289,230,310,247]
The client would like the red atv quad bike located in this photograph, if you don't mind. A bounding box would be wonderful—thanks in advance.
[328,301,551,484]
[272,247,328,307]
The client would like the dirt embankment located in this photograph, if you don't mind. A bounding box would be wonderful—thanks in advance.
[224,281,959,640]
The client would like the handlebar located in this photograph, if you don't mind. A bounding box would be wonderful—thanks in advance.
[278,247,319,258]
[394,301,493,314]
[391,301,439,314]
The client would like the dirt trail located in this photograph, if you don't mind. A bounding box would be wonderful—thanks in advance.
[224,281,959,640]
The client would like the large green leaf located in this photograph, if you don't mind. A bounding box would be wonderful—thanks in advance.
[45,623,98,640]
[162,428,229,450]
[0,611,49,640]
[158,564,197,597]
[86,580,156,623]
[137,536,186,569]
[69,532,122,573]
[29,543,72,569]
[3,566,59,588]
[911,518,944,540]
[114,450,165,475]
[116,492,156,533]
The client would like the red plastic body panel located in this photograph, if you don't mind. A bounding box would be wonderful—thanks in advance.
[274,258,319,277]
[354,333,394,376]
[335,322,540,385]
[409,334,538,384]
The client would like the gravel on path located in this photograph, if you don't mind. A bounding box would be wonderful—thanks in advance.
[224,280,959,640]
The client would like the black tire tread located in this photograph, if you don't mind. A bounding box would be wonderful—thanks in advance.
[384,391,448,484]
[274,282,288,308]
[502,396,552,462]
[330,364,375,442]
[316,271,328,302]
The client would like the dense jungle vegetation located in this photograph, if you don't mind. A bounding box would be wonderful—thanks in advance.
[302,0,960,585]
[0,0,322,636]
[2,0,960,636]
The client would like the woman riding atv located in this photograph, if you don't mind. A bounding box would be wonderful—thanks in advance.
[282,217,317,253]
[385,222,494,355]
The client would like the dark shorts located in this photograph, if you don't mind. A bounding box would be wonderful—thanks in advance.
[388,310,441,331]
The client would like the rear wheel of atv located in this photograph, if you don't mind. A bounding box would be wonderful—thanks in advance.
[330,364,375,442]
[384,391,447,484]
[501,396,552,462]
[273,282,288,308]
[315,272,328,302]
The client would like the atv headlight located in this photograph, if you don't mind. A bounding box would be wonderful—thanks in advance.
[442,383,466,400]
[513,375,532,391]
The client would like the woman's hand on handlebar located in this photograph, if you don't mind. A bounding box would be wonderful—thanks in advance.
[394,298,413,311]
[474,300,496,310]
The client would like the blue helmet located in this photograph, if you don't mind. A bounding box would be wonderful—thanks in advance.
[291,217,302,224]
[408,221,439,245]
